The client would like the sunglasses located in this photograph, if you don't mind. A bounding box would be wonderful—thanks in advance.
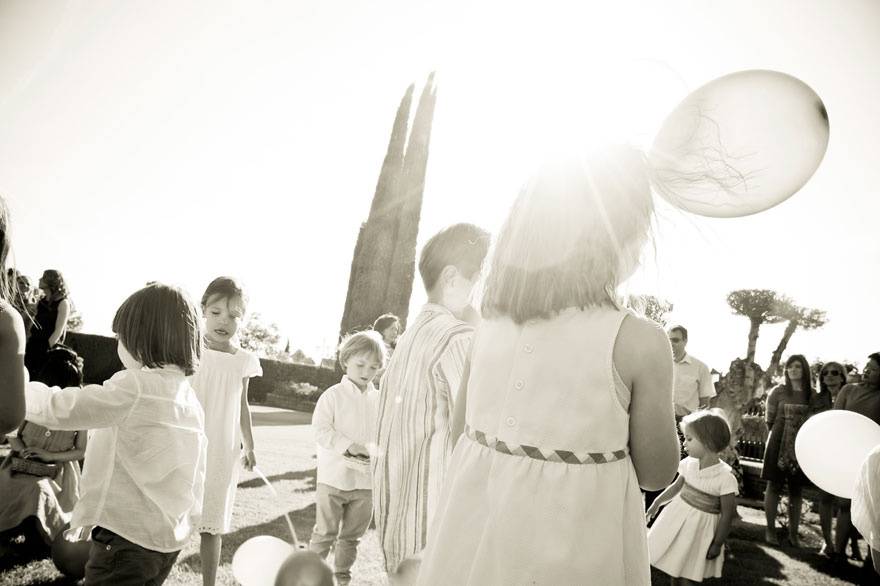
[822,370,841,376]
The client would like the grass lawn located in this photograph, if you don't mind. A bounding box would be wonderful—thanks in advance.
[1,405,874,585]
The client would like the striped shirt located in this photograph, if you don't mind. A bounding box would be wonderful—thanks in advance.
[372,304,473,573]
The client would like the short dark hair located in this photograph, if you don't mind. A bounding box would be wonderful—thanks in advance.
[418,223,490,292]
[338,330,387,368]
[373,313,400,334]
[669,325,688,341]
[36,345,84,388]
[112,283,202,376]
[681,409,731,453]
[201,276,248,311]
[869,352,880,367]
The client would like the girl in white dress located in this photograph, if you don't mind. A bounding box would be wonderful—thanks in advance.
[647,409,738,584]
[191,277,263,586]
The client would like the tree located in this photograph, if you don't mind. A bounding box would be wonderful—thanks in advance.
[726,289,793,364]
[238,313,282,358]
[764,304,827,387]
[339,74,438,338]
[627,294,673,326]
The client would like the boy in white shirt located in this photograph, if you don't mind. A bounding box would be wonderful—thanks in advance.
[24,283,206,585]
[309,330,386,586]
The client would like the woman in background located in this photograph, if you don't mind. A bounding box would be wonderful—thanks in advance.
[25,269,71,378]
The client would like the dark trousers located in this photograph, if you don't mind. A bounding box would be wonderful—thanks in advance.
[85,527,180,586]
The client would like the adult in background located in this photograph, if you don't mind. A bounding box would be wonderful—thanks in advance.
[816,361,851,558]
[0,346,86,552]
[833,352,880,566]
[668,325,716,422]
[373,313,401,358]
[762,354,828,547]
[7,269,36,339]
[25,269,71,379]
[372,223,490,585]
[0,196,26,434]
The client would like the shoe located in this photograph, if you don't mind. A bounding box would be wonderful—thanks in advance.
[819,543,834,558]
[851,547,864,561]
[765,531,780,546]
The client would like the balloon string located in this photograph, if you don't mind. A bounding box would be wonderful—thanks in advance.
[253,466,301,549]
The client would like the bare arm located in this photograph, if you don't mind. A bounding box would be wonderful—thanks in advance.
[0,307,26,434]
[22,429,87,463]
[48,298,70,346]
[646,474,684,520]
[707,493,737,559]
[615,314,679,491]
[765,387,780,428]
[240,378,256,470]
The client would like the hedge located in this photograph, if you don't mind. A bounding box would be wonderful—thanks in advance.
[65,332,340,407]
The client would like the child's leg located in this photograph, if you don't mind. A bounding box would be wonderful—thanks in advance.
[199,532,222,586]
[834,500,852,561]
[309,484,343,560]
[819,491,835,554]
[333,489,373,585]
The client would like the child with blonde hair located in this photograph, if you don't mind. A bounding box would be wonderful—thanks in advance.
[416,146,679,585]
[309,330,386,586]
[24,282,206,585]
[191,276,263,586]
[647,409,738,584]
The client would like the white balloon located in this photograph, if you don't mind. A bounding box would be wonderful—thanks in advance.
[650,69,830,217]
[232,535,295,586]
[795,411,880,499]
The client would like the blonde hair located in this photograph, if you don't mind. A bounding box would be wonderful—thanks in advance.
[338,330,387,368]
[481,145,653,323]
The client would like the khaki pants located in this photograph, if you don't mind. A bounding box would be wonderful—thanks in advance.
[309,483,372,584]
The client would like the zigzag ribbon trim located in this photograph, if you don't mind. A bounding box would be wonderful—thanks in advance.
[465,424,628,465]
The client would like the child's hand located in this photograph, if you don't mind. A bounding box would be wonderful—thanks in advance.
[22,447,53,462]
[706,542,723,560]
[241,449,256,471]
[348,443,369,457]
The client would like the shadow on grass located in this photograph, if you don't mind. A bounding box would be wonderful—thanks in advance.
[252,410,312,427]
[238,467,317,493]
[176,503,317,572]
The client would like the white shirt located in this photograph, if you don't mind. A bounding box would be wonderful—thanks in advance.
[673,354,715,417]
[25,367,206,553]
[312,376,379,491]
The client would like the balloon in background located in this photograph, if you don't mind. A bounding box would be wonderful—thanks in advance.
[51,534,91,579]
[232,535,294,586]
[795,410,880,499]
[649,70,830,218]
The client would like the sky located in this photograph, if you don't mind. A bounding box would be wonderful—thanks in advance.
[1,0,878,370]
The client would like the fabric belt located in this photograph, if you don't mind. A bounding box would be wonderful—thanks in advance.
[680,481,722,514]
[464,424,628,465]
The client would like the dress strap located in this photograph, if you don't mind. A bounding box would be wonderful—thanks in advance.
[464,424,628,465]
[680,481,722,514]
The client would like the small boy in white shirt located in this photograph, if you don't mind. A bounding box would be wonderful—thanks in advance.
[309,330,387,586]
[24,283,206,585]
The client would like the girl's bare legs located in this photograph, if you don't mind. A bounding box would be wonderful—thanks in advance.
[200,532,222,586]
[764,482,780,545]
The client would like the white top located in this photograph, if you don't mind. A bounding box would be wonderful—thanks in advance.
[853,444,880,551]
[25,368,206,553]
[312,376,379,491]
[673,354,715,417]
[677,457,739,496]
[190,347,262,534]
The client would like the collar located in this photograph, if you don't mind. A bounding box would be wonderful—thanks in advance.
[676,353,693,365]
[340,375,374,394]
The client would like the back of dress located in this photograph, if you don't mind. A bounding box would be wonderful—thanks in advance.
[417,305,650,586]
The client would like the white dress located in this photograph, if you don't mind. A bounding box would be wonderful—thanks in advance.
[648,458,739,581]
[191,347,262,534]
